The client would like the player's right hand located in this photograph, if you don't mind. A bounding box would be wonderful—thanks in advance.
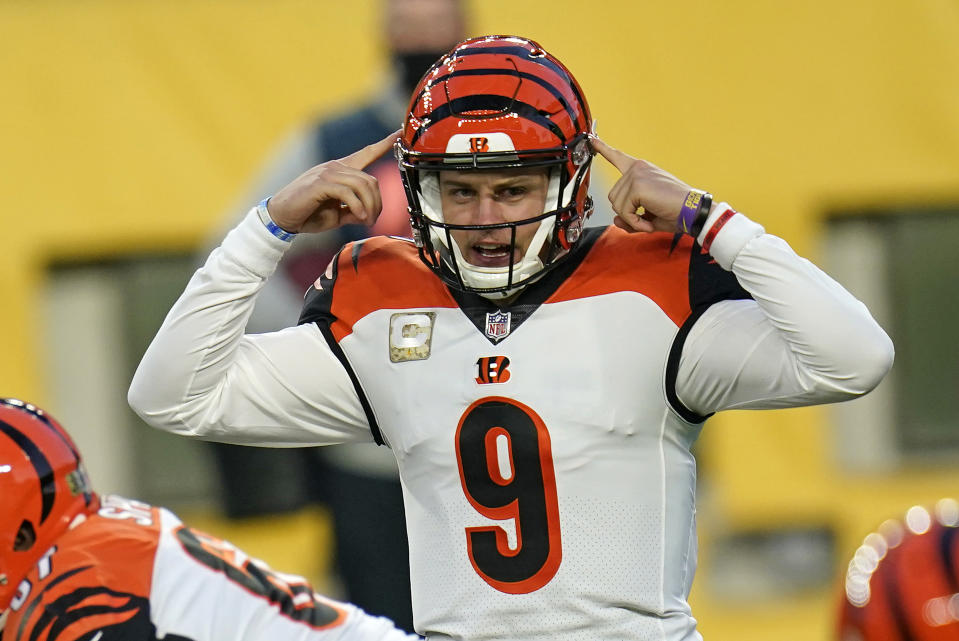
[265,129,402,234]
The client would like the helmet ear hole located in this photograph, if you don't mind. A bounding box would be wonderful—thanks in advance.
[13,520,36,551]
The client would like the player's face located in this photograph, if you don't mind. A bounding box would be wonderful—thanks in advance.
[438,168,549,268]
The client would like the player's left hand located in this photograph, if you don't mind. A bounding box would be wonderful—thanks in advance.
[590,135,694,233]
[266,129,401,234]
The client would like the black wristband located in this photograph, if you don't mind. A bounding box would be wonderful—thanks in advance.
[689,192,713,239]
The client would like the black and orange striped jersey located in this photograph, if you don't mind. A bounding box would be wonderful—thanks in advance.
[290,225,749,639]
[2,495,417,641]
[130,204,893,640]
[297,225,750,437]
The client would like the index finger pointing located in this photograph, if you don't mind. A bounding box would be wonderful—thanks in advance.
[589,134,636,175]
[342,128,403,170]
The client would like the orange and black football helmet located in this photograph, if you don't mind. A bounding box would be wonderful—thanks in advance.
[839,499,959,640]
[396,35,595,297]
[0,398,98,611]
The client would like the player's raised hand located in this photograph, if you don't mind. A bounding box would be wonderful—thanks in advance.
[590,135,694,234]
[266,129,402,234]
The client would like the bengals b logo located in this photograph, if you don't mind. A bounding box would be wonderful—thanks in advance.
[469,137,490,153]
[475,356,510,384]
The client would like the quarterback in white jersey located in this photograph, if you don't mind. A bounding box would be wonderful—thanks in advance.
[129,36,894,640]
[0,399,418,641]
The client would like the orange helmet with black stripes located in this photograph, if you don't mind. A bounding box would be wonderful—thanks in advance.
[839,500,959,641]
[0,398,98,610]
[396,35,595,297]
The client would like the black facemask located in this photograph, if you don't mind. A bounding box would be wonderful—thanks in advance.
[394,51,447,94]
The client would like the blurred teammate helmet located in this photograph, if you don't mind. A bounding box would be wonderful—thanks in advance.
[396,35,595,297]
[0,398,99,611]
[839,499,959,641]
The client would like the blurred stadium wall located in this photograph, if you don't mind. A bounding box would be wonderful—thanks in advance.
[2,1,958,639]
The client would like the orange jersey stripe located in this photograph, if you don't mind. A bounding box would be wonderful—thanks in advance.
[322,237,458,342]
[548,228,695,327]
[9,510,160,641]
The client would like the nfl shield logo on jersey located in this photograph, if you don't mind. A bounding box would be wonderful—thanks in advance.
[484,311,511,341]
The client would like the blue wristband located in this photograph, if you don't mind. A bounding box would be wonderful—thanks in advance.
[257,197,297,242]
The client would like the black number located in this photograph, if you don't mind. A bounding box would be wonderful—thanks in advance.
[175,526,345,628]
[455,396,561,594]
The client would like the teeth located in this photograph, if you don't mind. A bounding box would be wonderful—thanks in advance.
[476,246,508,255]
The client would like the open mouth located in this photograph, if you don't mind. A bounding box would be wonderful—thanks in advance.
[469,242,516,267]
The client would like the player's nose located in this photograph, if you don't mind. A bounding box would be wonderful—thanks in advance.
[474,195,507,225]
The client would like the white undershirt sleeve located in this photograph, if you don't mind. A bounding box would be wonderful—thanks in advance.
[128,209,371,446]
[151,508,420,641]
[676,204,894,417]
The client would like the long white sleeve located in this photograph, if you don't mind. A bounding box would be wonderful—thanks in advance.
[148,503,421,641]
[676,204,894,416]
[128,208,371,446]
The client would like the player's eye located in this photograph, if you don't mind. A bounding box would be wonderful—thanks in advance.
[500,186,528,199]
[448,187,475,201]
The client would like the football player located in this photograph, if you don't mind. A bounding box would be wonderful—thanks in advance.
[0,398,419,641]
[129,36,894,640]
[839,499,959,640]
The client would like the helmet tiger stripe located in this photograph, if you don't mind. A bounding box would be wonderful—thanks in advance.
[0,399,99,611]
[397,35,595,297]
[839,500,959,641]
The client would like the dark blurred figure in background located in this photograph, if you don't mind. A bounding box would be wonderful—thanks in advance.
[204,1,467,632]
[839,498,959,641]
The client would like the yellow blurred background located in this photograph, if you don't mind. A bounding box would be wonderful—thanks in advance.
[2,1,958,639]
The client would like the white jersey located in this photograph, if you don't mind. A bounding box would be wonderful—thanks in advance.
[129,204,893,640]
[3,495,418,641]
